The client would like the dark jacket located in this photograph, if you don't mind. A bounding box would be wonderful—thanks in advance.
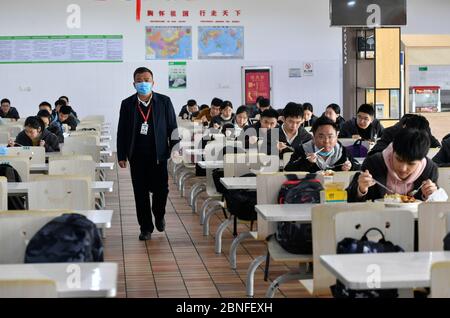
[284,141,360,173]
[303,115,318,128]
[338,118,384,141]
[0,107,20,120]
[278,125,312,155]
[347,152,438,202]
[336,116,346,131]
[241,122,280,155]
[47,122,65,144]
[210,114,235,129]
[369,124,441,156]
[433,137,450,167]
[15,129,60,152]
[117,92,178,162]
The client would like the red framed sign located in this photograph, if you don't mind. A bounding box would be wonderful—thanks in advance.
[242,66,272,106]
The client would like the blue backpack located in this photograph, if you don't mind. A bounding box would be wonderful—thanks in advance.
[24,214,104,263]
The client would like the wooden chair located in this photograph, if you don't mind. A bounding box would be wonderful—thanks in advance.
[431,261,450,298]
[418,202,450,251]
[28,176,93,210]
[309,202,413,296]
[0,279,57,298]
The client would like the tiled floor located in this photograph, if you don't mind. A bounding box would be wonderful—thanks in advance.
[103,155,312,298]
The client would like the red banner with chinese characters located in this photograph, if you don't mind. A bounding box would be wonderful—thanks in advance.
[245,70,271,105]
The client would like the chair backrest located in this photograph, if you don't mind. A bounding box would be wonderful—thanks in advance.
[224,153,279,178]
[437,168,450,202]
[65,135,100,146]
[0,210,74,263]
[431,261,450,298]
[328,171,358,189]
[28,177,92,210]
[68,130,100,137]
[0,177,7,210]
[61,142,100,162]
[81,115,105,123]
[49,160,96,181]
[4,147,46,164]
[0,131,10,144]
[418,202,450,251]
[0,157,30,181]
[49,155,93,162]
[0,279,57,298]
[311,202,392,296]
[0,125,22,139]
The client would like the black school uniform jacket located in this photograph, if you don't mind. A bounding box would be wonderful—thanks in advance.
[347,152,438,202]
[15,129,60,152]
[338,118,384,141]
[117,92,178,162]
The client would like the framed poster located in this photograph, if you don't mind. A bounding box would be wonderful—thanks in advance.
[241,66,272,106]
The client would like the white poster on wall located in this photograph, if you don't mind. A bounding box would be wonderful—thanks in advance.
[302,62,314,77]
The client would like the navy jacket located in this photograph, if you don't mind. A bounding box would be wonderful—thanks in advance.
[0,107,20,120]
[15,129,60,152]
[117,92,178,162]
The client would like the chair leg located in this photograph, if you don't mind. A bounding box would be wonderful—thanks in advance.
[229,231,255,269]
[246,255,266,298]
[200,199,222,225]
[191,185,206,213]
[189,182,205,207]
[233,215,238,237]
[265,266,312,298]
[215,218,234,254]
[180,172,195,197]
[264,252,271,281]
[203,205,225,236]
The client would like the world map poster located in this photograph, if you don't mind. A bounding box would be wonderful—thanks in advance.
[198,26,244,59]
[145,26,192,60]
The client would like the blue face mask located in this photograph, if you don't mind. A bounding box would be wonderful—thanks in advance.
[318,149,334,157]
[135,82,153,95]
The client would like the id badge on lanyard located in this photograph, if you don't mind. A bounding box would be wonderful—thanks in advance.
[138,100,152,135]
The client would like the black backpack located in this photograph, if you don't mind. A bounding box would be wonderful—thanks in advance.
[223,173,257,221]
[330,228,403,298]
[0,163,26,210]
[444,232,450,251]
[24,213,104,263]
[275,174,323,254]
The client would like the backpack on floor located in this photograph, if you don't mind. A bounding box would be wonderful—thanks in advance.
[24,213,104,263]
[275,174,323,254]
[223,173,257,221]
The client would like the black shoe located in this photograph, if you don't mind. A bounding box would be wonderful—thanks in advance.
[155,218,166,232]
[139,231,151,241]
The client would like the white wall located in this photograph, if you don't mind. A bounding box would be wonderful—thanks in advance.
[1,0,450,150]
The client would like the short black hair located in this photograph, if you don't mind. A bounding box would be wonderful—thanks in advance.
[259,98,270,109]
[37,109,52,120]
[236,105,248,116]
[133,67,153,80]
[311,115,338,134]
[187,99,197,107]
[283,102,304,119]
[59,105,72,115]
[59,96,69,102]
[39,101,52,109]
[303,103,314,113]
[1,98,10,105]
[357,104,375,117]
[326,103,341,115]
[402,114,430,131]
[199,104,209,111]
[211,98,223,108]
[256,96,265,104]
[260,108,279,120]
[55,99,67,108]
[221,100,233,110]
[393,128,430,162]
[24,116,44,132]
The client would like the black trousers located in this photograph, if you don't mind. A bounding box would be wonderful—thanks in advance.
[129,153,169,233]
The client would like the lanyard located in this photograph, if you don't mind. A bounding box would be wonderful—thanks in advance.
[137,101,152,124]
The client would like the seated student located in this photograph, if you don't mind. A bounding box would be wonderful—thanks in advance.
[324,103,346,131]
[284,116,358,172]
[339,103,384,141]
[241,108,279,155]
[432,134,450,167]
[221,105,250,139]
[38,101,56,122]
[49,105,78,133]
[59,95,78,119]
[12,116,60,152]
[38,109,64,144]
[302,103,318,128]
[210,100,234,129]
[0,98,20,121]
[369,114,440,156]
[179,99,199,120]
[252,98,271,121]
[278,102,312,156]
[347,128,438,202]
[194,97,223,127]
[52,99,65,122]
